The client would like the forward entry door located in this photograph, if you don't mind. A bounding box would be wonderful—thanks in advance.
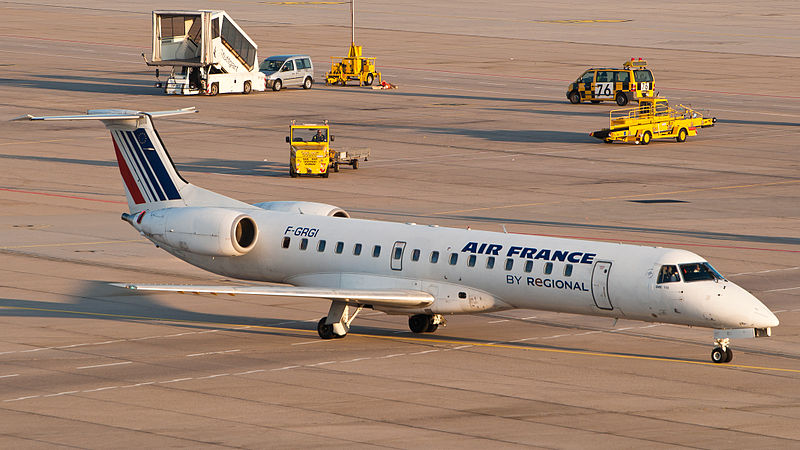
[391,241,406,271]
[591,261,613,310]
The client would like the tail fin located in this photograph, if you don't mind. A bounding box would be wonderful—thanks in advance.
[15,108,196,213]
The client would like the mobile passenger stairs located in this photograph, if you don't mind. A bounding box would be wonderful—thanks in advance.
[143,10,265,95]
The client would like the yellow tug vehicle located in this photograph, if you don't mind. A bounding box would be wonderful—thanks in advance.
[590,97,716,145]
[325,42,382,87]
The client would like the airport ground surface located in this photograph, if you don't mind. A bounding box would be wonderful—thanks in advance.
[1,0,799,447]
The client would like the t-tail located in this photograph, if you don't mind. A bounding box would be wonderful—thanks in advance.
[13,107,249,213]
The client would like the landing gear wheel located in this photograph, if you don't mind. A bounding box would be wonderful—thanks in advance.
[272,79,282,92]
[209,83,219,96]
[615,92,628,106]
[317,317,335,339]
[640,131,652,145]
[711,347,725,363]
[724,348,733,363]
[676,128,688,143]
[568,91,581,104]
[408,314,431,334]
[365,73,374,86]
[243,80,252,94]
[303,77,313,89]
[426,323,439,333]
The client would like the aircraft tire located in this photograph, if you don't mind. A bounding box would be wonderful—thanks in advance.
[409,314,430,333]
[425,323,439,333]
[724,348,733,363]
[711,347,726,363]
[676,128,687,142]
[317,317,336,339]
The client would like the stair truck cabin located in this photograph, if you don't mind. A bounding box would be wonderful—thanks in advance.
[145,10,266,95]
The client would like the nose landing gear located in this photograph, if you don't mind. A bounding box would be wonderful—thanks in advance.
[711,337,733,363]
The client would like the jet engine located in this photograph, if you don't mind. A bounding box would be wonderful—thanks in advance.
[127,207,258,257]
[253,201,350,218]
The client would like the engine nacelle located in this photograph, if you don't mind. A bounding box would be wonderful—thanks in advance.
[253,201,350,218]
[130,207,258,257]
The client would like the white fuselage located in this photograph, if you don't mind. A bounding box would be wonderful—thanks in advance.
[138,208,778,331]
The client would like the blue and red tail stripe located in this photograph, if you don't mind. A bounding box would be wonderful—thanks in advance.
[111,128,182,204]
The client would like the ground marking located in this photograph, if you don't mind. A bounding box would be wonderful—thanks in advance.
[77,361,132,370]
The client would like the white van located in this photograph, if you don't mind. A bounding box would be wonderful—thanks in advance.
[259,55,314,91]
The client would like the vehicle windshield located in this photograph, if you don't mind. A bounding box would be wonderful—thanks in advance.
[291,128,328,143]
[634,70,653,82]
[680,262,725,282]
[259,59,285,72]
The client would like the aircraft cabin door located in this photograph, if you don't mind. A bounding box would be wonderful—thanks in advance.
[591,261,613,310]
[391,241,406,271]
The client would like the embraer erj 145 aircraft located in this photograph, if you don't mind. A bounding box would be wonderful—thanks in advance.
[16,108,778,363]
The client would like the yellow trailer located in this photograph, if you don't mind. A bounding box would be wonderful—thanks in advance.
[286,122,333,178]
[325,42,382,87]
[590,97,716,145]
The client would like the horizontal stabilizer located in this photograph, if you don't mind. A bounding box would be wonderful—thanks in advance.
[114,283,435,308]
[11,107,197,122]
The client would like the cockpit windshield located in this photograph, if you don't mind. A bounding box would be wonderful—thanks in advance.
[680,262,725,282]
[259,59,284,72]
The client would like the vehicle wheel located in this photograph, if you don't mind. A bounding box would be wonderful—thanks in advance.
[209,83,219,96]
[322,170,329,178]
[568,91,581,104]
[408,314,430,334]
[317,317,335,339]
[303,77,313,89]
[243,80,252,94]
[289,166,297,178]
[339,79,346,86]
[272,79,282,92]
[640,131,652,145]
[724,348,733,363]
[352,159,359,170]
[365,73,374,86]
[590,100,600,104]
[711,347,726,363]
[676,128,688,143]
[615,92,628,106]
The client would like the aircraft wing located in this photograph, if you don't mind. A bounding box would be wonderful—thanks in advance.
[114,283,434,308]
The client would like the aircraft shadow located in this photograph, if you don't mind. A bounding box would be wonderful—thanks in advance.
[0,77,161,96]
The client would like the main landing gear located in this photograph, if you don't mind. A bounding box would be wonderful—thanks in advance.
[711,337,733,363]
[317,301,364,339]
[408,314,445,334]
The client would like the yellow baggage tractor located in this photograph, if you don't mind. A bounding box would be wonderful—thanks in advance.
[590,97,716,145]
[286,121,334,177]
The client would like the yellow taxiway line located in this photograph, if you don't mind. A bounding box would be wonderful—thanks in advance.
[1,304,798,374]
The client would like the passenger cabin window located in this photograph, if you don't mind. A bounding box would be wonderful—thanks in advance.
[411,249,420,261]
[680,263,723,282]
[658,265,680,283]
[317,240,326,252]
[505,258,514,271]
[372,245,381,257]
[449,253,458,265]
[430,251,439,263]
[300,238,308,250]
[335,241,344,254]
[486,256,495,269]
[467,254,476,267]
[564,264,573,277]
[544,262,553,275]
[524,260,534,273]
[282,237,291,249]
[353,243,362,255]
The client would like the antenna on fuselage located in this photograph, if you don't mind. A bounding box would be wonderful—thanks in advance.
[501,225,508,234]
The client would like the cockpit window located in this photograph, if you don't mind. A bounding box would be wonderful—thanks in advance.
[680,262,724,282]
[657,265,680,283]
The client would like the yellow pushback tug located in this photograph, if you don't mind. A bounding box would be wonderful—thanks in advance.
[590,97,716,145]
